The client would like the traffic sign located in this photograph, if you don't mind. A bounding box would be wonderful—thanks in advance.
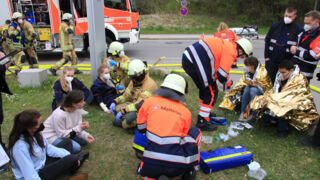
[181,1,187,7]
[180,7,188,16]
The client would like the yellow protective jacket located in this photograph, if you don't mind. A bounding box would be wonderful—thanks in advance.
[111,55,130,87]
[220,65,272,110]
[7,22,24,49]
[22,20,36,48]
[114,73,158,113]
[60,22,74,51]
[250,65,318,131]
[0,24,9,40]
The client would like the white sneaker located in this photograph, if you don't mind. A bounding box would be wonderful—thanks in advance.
[238,113,248,122]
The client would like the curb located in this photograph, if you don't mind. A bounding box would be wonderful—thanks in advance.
[140,34,266,40]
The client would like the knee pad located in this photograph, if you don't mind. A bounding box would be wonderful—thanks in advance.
[126,111,137,125]
[20,55,26,63]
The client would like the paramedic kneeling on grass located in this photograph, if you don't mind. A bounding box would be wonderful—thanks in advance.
[43,90,95,153]
[137,74,201,180]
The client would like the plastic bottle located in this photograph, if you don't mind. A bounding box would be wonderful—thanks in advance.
[247,161,267,180]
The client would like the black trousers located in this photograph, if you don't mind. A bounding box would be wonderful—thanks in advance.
[0,93,4,147]
[265,60,278,84]
[312,121,320,146]
[38,138,78,180]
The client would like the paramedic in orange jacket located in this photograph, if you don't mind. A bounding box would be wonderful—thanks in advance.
[182,37,253,131]
[137,74,201,180]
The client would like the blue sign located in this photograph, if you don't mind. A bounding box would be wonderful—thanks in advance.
[180,7,188,16]
[181,1,187,7]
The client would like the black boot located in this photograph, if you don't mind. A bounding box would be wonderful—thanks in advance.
[196,115,218,131]
[49,68,57,76]
[182,168,197,180]
[157,175,168,180]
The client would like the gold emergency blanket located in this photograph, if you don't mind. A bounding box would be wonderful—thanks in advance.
[250,66,318,131]
[219,66,272,110]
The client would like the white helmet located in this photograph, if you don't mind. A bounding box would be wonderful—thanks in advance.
[128,59,147,76]
[62,13,73,21]
[236,38,253,56]
[108,41,124,56]
[12,12,23,20]
[161,74,187,95]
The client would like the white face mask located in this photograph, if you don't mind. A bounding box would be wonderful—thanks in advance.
[103,73,110,80]
[18,19,23,24]
[119,51,125,57]
[304,24,313,32]
[65,76,73,83]
[284,17,292,24]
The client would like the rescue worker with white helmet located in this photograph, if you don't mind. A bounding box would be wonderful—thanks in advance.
[107,41,131,89]
[182,37,253,131]
[109,59,157,134]
[6,12,26,74]
[0,19,11,54]
[50,13,81,75]
[136,74,201,180]
[21,15,39,68]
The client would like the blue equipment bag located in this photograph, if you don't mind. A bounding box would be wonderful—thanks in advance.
[132,130,147,159]
[210,117,227,126]
[200,145,253,173]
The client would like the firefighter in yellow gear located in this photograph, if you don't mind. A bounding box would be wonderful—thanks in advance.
[6,12,26,73]
[49,13,81,75]
[0,20,11,54]
[107,41,131,88]
[109,59,158,133]
[22,17,39,68]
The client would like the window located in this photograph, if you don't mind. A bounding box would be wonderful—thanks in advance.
[104,0,127,11]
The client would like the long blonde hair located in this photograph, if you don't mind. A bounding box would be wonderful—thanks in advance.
[217,22,229,32]
[53,66,75,92]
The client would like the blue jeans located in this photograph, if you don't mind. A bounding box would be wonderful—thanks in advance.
[241,86,262,113]
[53,136,88,154]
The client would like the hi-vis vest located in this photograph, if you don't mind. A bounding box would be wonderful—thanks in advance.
[7,22,24,49]
[184,37,237,88]
[214,29,238,43]
[137,96,199,168]
[60,22,74,51]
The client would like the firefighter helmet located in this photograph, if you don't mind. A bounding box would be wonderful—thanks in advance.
[128,59,147,76]
[12,12,23,20]
[161,74,187,95]
[236,38,253,56]
[62,13,73,21]
[108,41,124,56]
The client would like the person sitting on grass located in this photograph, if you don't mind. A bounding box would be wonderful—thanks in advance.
[9,109,89,180]
[249,60,318,138]
[52,66,93,111]
[43,90,95,154]
[90,64,122,113]
[219,56,272,122]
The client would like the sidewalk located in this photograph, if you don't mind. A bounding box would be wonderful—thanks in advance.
[140,34,266,40]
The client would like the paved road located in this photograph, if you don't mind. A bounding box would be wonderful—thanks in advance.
[38,38,320,111]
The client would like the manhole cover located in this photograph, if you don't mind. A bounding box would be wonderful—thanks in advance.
[165,41,182,44]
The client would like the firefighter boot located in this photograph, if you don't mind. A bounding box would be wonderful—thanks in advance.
[49,68,57,76]
[196,115,218,131]
[182,168,197,180]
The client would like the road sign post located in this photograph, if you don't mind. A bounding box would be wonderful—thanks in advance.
[180,6,188,31]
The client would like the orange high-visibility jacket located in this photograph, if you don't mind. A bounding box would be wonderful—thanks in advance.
[137,96,199,168]
[184,37,237,87]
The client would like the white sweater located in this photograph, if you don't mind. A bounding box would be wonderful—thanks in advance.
[43,107,90,144]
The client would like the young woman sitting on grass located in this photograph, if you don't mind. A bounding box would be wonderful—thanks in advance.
[9,109,89,180]
[43,90,95,154]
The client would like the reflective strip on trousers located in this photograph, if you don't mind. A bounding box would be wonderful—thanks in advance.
[293,55,318,65]
[146,131,196,145]
[143,150,198,164]
[137,123,146,130]
[189,45,208,87]
[142,91,152,97]
[199,39,215,77]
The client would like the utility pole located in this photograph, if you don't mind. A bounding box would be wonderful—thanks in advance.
[86,0,106,81]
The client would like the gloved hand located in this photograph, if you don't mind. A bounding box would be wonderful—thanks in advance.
[110,102,116,115]
[67,28,74,34]
[217,71,227,83]
[117,84,125,90]
[109,60,117,67]
[116,112,123,122]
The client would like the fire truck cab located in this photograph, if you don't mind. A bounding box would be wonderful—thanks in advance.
[4,0,140,52]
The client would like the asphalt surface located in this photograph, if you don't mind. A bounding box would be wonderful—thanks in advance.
[36,36,320,111]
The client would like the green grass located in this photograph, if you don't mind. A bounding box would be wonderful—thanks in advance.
[1,71,320,179]
[140,14,269,35]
